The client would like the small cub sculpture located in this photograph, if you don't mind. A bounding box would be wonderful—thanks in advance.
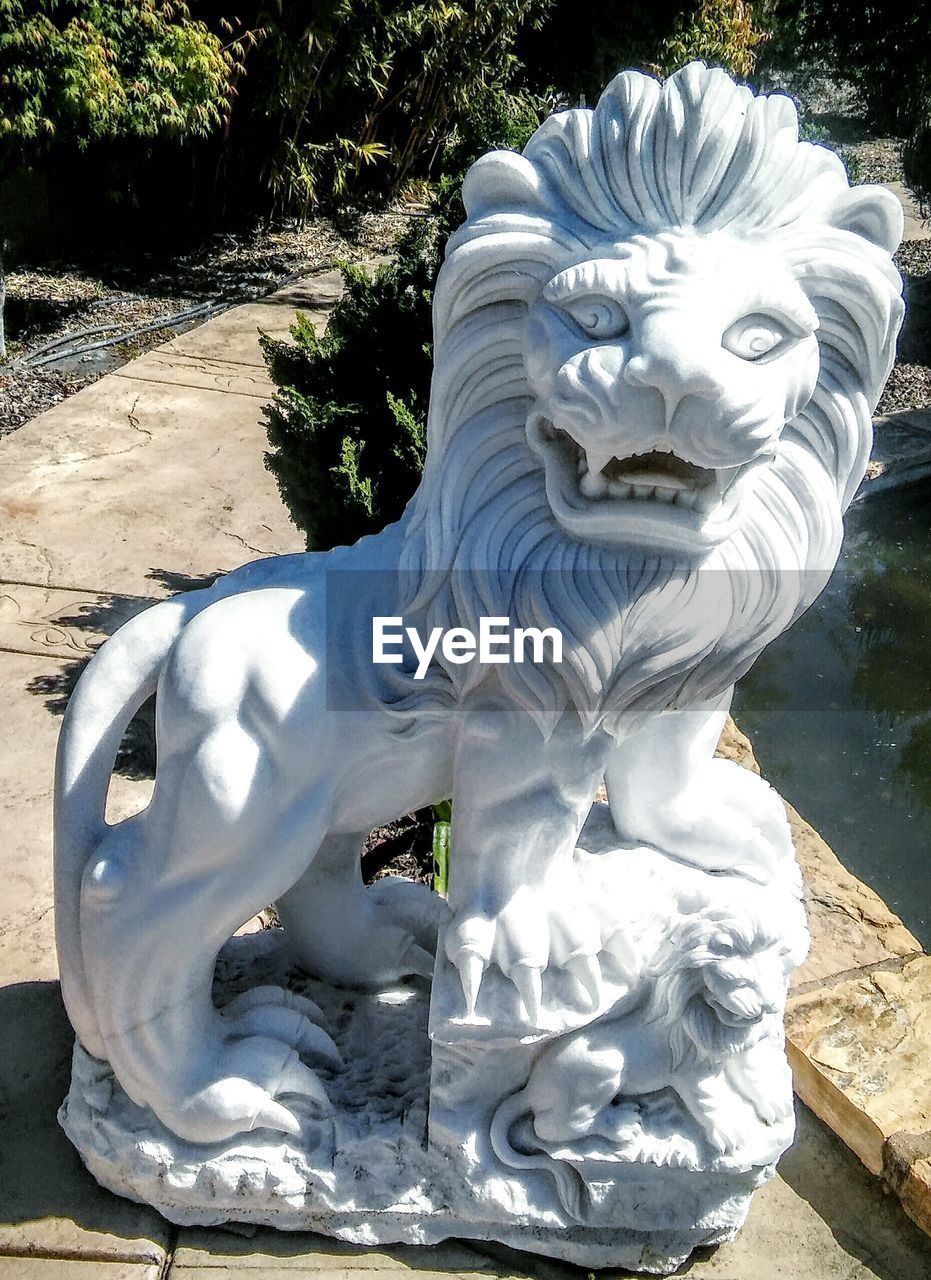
[55,62,904,1272]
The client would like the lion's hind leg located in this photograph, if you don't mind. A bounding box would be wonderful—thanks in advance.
[79,716,342,1144]
[278,830,446,989]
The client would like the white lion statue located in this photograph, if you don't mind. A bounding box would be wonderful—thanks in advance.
[54,62,903,1147]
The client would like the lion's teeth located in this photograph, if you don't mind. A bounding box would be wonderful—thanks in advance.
[629,470,689,490]
[673,490,698,509]
[609,479,633,499]
[584,447,612,477]
[580,469,609,498]
[654,487,676,504]
[714,464,743,497]
[632,483,653,499]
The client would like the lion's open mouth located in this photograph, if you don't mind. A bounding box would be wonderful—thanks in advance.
[527,413,761,552]
[540,423,743,512]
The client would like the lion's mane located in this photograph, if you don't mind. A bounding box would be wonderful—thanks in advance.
[387,61,903,738]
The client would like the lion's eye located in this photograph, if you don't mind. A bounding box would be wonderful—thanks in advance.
[562,296,630,341]
[722,313,792,361]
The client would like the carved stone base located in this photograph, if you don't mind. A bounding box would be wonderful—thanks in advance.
[60,932,767,1273]
[60,801,803,1275]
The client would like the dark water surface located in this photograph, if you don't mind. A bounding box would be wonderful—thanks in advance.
[733,481,931,949]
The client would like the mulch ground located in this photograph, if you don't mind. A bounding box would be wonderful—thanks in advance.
[0,207,414,437]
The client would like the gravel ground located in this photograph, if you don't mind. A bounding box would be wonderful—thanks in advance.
[880,240,931,414]
[877,362,931,415]
[0,206,414,438]
[843,136,904,185]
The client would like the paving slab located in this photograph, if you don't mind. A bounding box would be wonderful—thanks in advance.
[886,180,931,242]
[0,373,301,597]
[0,649,84,985]
[170,1233,501,1273]
[112,350,276,399]
[685,1101,931,1280]
[0,975,170,1265]
[0,650,153,985]
[0,582,149,661]
[169,1272,468,1280]
[157,261,386,366]
[0,1264,160,1278]
[0,654,169,1265]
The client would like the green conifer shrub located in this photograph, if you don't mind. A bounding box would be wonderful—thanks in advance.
[262,85,544,550]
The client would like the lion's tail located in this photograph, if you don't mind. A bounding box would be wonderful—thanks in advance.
[489,1089,587,1222]
[54,590,208,1055]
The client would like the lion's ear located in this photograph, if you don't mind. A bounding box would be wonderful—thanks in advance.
[462,151,548,219]
[825,185,904,255]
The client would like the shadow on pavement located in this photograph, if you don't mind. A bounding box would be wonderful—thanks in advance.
[0,978,172,1253]
[23,566,221,781]
[775,1102,931,1280]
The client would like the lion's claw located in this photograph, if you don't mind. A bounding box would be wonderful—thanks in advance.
[565,952,603,1010]
[456,951,486,1017]
[707,1123,742,1155]
[445,874,605,1022]
[510,963,544,1024]
[252,1097,303,1136]
[221,984,342,1071]
[166,1027,335,1143]
[137,983,342,1142]
[226,983,329,1028]
[225,1004,343,1071]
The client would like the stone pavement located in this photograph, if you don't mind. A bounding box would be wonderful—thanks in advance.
[886,180,931,243]
[2,266,931,1278]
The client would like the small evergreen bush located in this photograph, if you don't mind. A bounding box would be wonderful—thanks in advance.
[262,85,544,551]
[261,222,436,551]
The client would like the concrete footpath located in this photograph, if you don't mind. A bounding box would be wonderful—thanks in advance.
[1,268,931,1279]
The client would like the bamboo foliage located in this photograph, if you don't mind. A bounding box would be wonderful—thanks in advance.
[0,1,235,147]
[230,0,551,216]
[653,0,771,80]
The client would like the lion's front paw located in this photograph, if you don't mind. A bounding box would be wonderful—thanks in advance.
[152,986,343,1144]
[444,874,621,1023]
[750,1091,792,1126]
[698,1088,769,1155]
[704,1115,746,1155]
[366,874,449,980]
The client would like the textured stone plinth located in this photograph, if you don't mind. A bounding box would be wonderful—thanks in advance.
[61,807,805,1275]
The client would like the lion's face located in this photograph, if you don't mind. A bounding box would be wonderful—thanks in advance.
[694,942,788,1030]
[524,230,821,555]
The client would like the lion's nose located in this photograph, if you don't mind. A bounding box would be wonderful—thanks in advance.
[624,346,725,429]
